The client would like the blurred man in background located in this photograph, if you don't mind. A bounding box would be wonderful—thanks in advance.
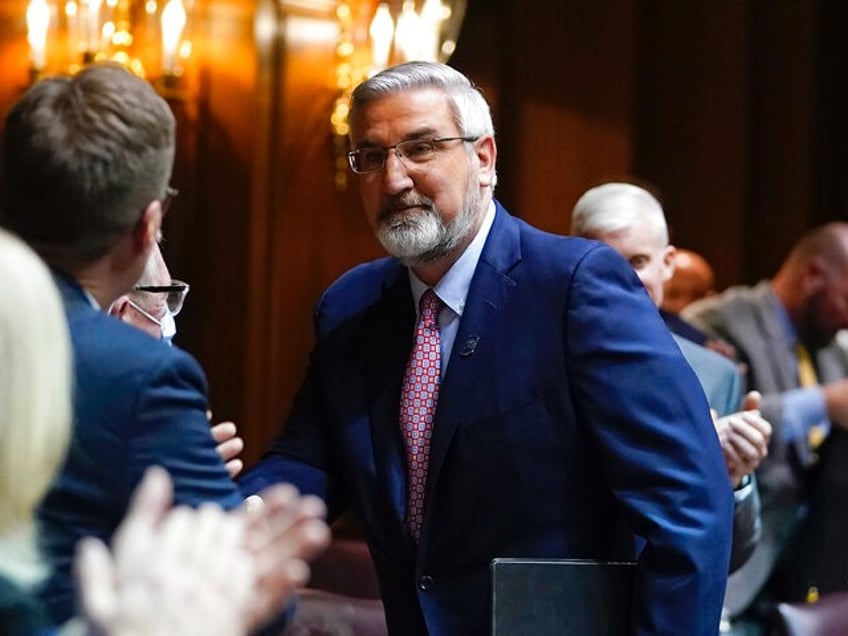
[663,247,717,314]
[571,182,771,573]
[685,222,848,634]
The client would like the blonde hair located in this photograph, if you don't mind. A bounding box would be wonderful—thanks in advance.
[0,228,72,587]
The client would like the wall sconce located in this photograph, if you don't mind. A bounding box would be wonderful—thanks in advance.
[24,0,195,94]
[331,0,467,189]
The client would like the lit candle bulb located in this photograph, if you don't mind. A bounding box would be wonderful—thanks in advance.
[84,0,103,58]
[369,3,394,74]
[419,0,443,62]
[394,1,420,62]
[160,0,187,76]
[26,0,51,71]
[65,1,79,54]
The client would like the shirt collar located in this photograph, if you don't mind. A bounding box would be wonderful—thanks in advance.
[83,288,102,311]
[768,284,798,345]
[408,200,497,316]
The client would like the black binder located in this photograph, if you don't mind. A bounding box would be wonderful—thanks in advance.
[490,558,636,636]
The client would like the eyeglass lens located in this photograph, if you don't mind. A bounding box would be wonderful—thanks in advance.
[134,279,189,316]
[348,137,476,174]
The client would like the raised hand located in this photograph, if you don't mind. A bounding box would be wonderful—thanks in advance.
[713,391,772,487]
[75,466,255,636]
[240,485,331,630]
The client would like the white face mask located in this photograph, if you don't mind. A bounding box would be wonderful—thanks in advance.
[160,310,177,346]
[125,298,177,345]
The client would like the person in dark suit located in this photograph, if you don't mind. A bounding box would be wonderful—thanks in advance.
[570,182,773,574]
[0,227,329,636]
[660,247,740,362]
[109,244,246,478]
[684,223,848,634]
[240,61,733,636]
[0,63,329,627]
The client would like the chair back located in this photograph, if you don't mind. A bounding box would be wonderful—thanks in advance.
[284,589,388,636]
[773,591,848,636]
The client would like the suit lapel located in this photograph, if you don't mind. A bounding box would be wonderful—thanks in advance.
[423,205,521,528]
[751,282,797,390]
[750,283,824,467]
[817,341,848,384]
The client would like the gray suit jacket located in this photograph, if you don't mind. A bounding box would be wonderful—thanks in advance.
[674,334,742,417]
[684,281,848,615]
[674,334,760,573]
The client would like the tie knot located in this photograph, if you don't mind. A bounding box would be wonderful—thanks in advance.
[419,289,441,326]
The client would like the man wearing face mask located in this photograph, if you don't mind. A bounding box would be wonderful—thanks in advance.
[0,64,333,626]
[110,243,245,477]
[109,243,181,344]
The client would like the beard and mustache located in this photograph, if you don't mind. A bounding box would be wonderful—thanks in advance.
[376,173,482,268]
[798,285,847,349]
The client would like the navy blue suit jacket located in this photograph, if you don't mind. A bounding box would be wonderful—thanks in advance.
[241,203,733,635]
[37,273,242,624]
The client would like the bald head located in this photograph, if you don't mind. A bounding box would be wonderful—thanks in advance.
[783,222,848,273]
[773,222,848,347]
[662,249,716,314]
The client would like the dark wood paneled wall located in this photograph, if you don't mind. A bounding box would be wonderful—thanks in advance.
[457,0,639,235]
[633,1,753,290]
[1,0,845,464]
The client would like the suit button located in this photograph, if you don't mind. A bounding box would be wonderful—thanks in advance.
[418,575,434,591]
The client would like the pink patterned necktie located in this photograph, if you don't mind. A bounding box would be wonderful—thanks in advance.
[399,289,442,540]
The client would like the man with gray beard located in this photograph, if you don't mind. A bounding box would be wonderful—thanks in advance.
[240,61,732,636]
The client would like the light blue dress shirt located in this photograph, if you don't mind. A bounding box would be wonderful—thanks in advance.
[769,290,830,443]
[407,201,496,379]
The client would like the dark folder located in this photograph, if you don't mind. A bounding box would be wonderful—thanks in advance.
[490,558,636,636]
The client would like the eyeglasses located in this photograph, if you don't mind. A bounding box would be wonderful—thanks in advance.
[133,279,190,316]
[160,186,179,215]
[347,136,480,175]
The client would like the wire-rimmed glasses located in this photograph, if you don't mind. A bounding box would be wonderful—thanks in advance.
[347,136,479,174]
[133,279,190,316]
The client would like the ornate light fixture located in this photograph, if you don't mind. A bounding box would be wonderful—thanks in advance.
[24,0,194,90]
[331,0,467,188]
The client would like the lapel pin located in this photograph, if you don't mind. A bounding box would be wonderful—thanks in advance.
[459,335,480,356]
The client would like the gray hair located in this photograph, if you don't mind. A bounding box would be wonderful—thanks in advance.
[350,61,494,140]
[571,182,669,245]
